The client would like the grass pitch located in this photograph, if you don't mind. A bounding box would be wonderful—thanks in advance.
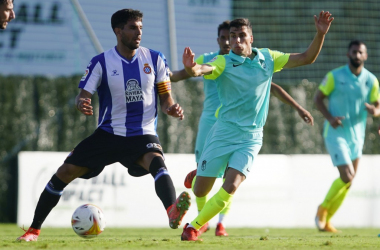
[2,224,380,249]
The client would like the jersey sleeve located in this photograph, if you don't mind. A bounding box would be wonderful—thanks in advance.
[203,55,226,80]
[268,49,290,73]
[155,52,171,95]
[195,55,204,64]
[319,72,335,96]
[78,57,103,94]
[369,78,380,103]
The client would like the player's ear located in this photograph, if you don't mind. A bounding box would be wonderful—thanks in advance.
[114,27,121,36]
[251,35,254,44]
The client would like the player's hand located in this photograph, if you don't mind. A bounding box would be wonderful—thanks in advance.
[167,103,184,120]
[364,102,380,116]
[77,98,93,116]
[297,108,314,126]
[182,47,196,72]
[378,124,380,136]
[328,116,344,128]
[314,11,334,35]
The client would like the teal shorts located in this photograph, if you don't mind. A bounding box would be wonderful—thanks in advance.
[197,121,263,178]
[324,137,363,166]
[194,114,216,163]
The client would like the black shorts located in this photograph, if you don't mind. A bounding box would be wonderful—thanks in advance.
[64,128,163,179]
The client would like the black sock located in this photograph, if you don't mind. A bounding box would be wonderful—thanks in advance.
[149,156,176,210]
[31,174,68,229]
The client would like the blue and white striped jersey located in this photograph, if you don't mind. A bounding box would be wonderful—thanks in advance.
[79,46,171,137]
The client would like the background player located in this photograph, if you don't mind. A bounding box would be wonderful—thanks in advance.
[17,8,190,242]
[0,0,15,29]
[314,40,380,232]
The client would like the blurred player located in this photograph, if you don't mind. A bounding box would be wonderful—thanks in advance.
[170,21,314,237]
[180,11,333,241]
[0,0,15,29]
[17,8,191,242]
[314,40,380,232]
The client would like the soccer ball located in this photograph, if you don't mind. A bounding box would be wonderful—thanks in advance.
[71,204,106,238]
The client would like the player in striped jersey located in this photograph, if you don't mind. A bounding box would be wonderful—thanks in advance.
[17,9,190,242]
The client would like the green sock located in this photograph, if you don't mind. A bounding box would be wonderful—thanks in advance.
[191,176,208,212]
[326,184,350,221]
[191,187,233,230]
[219,178,232,223]
[321,178,348,209]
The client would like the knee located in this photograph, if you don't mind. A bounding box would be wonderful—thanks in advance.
[193,185,210,197]
[56,163,87,183]
[222,182,238,194]
[340,173,354,184]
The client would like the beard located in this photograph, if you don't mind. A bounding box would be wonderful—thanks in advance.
[349,57,362,68]
[121,37,139,50]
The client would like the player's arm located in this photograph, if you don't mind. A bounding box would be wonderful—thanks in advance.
[283,11,334,69]
[270,82,313,125]
[364,78,380,117]
[75,89,93,116]
[169,68,192,82]
[183,47,213,77]
[158,92,184,120]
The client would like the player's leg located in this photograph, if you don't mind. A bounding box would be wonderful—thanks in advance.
[216,167,231,236]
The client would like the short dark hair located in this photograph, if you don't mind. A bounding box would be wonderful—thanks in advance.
[230,18,252,34]
[0,0,13,6]
[217,20,230,36]
[111,9,143,31]
[348,40,366,50]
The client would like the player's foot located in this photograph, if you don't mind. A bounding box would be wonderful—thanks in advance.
[181,223,202,241]
[198,221,210,235]
[16,227,40,242]
[315,205,328,231]
[323,221,341,233]
[215,222,228,236]
[184,169,197,189]
[167,191,191,229]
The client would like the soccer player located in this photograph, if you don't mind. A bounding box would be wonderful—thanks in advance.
[0,0,15,29]
[180,11,334,241]
[16,9,191,242]
[170,22,314,237]
[314,40,380,233]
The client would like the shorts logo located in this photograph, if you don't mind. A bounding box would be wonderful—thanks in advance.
[81,69,89,81]
[125,79,144,103]
[201,160,207,171]
[146,143,162,151]
[143,63,152,74]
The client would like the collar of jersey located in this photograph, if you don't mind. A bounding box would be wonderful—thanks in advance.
[113,46,139,63]
[229,48,265,64]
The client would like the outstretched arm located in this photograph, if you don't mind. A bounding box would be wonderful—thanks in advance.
[271,83,313,125]
[183,47,213,77]
[158,92,184,120]
[284,11,334,69]
[169,68,192,82]
[75,89,93,116]
[314,89,344,128]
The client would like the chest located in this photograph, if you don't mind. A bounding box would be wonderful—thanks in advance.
[333,74,371,100]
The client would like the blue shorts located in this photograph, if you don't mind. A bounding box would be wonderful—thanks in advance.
[194,114,216,163]
[197,121,263,178]
[324,137,362,166]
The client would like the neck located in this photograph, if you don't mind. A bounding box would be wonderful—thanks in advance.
[348,63,363,76]
[116,43,136,60]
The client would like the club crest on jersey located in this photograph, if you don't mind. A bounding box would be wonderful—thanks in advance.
[143,63,152,74]
[125,79,144,103]
[81,69,89,81]
[146,143,162,151]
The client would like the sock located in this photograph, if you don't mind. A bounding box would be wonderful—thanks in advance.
[149,156,176,210]
[218,178,232,224]
[31,174,67,229]
[321,178,349,210]
[191,187,233,230]
[326,183,350,221]
[191,176,208,213]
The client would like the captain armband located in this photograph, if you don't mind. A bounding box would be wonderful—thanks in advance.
[157,81,171,94]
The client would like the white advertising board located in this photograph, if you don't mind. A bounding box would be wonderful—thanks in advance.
[18,152,380,228]
[2,0,231,76]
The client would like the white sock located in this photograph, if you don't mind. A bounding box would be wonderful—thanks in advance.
[218,213,226,225]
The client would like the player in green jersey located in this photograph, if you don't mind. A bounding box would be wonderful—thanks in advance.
[314,40,380,233]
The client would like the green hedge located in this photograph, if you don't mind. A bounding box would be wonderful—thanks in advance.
[0,76,379,222]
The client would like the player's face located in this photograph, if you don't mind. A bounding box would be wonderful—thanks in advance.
[347,44,367,68]
[119,19,143,50]
[217,29,230,55]
[230,25,253,57]
[0,0,15,30]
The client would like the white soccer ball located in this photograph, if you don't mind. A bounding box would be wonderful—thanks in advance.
[71,204,106,238]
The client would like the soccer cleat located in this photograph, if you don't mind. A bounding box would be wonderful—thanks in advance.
[323,221,341,233]
[215,222,228,236]
[198,222,210,235]
[315,205,328,231]
[16,227,40,242]
[167,191,191,229]
[184,169,197,189]
[181,223,202,241]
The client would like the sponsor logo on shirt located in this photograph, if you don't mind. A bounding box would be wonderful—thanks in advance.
[233,63,242,67]
[143,63,152,74]
[125,79,144,103]
[209,56,217,63]
[111,70,119,76]
[81,69,89,81]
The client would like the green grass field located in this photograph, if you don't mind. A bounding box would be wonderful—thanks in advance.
[2,224,380,250]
